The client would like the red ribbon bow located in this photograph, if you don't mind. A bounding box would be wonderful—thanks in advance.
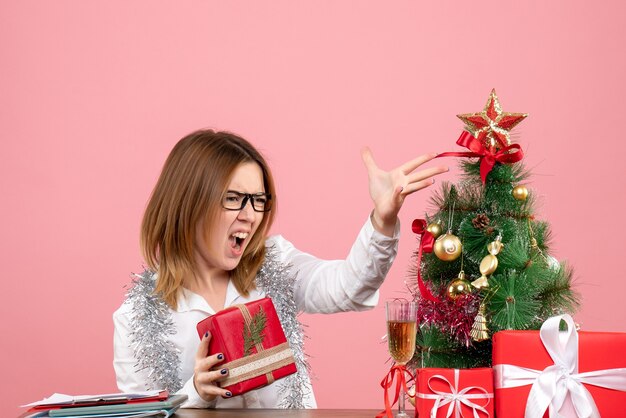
[439,131,524,183]
[411,219,441,303]
[377,364,416,418]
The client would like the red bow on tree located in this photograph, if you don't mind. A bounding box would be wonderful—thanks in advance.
[438,131,524,183]
[412,219,441,303]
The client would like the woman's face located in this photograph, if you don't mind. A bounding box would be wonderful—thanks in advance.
[194,162,266,274]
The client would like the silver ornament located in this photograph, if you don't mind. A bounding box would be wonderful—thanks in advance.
[256,245,312,409]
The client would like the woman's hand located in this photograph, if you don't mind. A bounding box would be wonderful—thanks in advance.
[361,149,448,236]
[193,332,232,402]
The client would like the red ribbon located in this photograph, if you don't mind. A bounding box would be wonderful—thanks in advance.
[377,364,416,418]
[438,131,524,183]
[411,219,441,303]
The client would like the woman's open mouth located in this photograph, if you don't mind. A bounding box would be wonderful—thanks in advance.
[230,232,249,252]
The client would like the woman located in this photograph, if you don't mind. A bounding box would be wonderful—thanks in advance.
[113,129,447,408]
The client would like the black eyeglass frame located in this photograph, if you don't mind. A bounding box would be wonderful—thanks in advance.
[222,191,273,213]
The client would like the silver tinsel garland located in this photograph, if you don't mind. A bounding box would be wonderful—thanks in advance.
[125,245,310,408]
[126,270,183,392]
[256,245,311,409]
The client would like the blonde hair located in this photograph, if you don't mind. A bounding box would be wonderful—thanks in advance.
[140,129,276,309]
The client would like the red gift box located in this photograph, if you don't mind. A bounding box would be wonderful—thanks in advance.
[415,368,493,418]
[196,298,297,397]
[493,314,626,418]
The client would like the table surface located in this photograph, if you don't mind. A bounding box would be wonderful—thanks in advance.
[173,409,384,417]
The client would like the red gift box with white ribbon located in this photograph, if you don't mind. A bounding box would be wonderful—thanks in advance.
[493,314,626,418]
[196,298,297,397]
[416,367,494,418]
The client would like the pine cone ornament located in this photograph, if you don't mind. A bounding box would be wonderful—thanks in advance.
[472,214,490,230]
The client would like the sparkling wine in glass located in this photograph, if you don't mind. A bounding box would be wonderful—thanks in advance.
[386,300,417,418]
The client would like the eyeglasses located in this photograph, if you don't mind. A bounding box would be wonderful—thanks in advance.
[222,191,272,212]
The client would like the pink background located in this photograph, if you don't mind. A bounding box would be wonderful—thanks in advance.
[2,1,625,414]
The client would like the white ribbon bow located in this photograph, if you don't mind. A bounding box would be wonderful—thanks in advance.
[494,314,626,418]
[417,369,493,418]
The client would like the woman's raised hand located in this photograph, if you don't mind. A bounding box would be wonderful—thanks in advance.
[193,332,232,402]
[361,148,448,236]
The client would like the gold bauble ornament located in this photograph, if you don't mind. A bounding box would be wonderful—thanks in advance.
[434,232,462,261]
[447,271,472,300]
[426,221,443,239]
[512,185,529,201]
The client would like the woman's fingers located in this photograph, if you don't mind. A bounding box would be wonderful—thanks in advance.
[200,352,226,371]
[406,165,449,184]
[195,332,211,361]
[195,332,227,369]
[364,148,445,180]
[361,147,379,173]
[401,178,437,196]
[193,332,233,400]
[195,368,233,399]
[399,152,439,175]
[362,147,449,236]
[195,368,230,386]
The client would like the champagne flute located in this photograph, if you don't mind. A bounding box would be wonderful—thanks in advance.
[386,300,417,418]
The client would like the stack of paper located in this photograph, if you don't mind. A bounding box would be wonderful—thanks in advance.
[19,391,187,418]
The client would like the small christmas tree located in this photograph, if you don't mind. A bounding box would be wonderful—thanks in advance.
[410,90,579,369]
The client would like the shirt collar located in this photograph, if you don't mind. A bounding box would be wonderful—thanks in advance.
[176,280,265,314]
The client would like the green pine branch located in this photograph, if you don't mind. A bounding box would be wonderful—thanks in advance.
[243,306,267,356]
[415,325,492,368]
[489,271,541,331]
[537,263,580,317]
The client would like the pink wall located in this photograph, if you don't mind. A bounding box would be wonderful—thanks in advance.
[2,1,625,414]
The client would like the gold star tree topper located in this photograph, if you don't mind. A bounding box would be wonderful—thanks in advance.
[457,89,528,151]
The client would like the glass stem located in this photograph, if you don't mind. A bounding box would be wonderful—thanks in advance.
[397,366,410,418]
[398,388,406,416]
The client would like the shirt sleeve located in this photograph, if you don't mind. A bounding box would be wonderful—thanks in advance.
[113,303,150,393]
[113,303,213,409]
[271,214,400,314]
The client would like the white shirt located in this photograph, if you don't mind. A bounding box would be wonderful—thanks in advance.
[113,216,399,408]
